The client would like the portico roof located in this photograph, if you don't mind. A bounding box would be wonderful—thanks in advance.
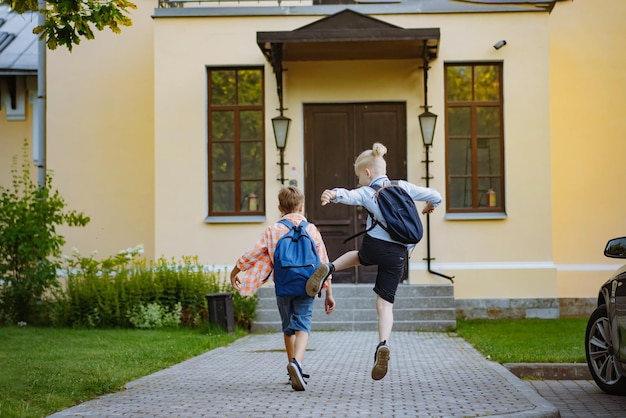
[257,9,440,63]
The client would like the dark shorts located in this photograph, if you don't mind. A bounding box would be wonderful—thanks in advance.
[358,234,408,304]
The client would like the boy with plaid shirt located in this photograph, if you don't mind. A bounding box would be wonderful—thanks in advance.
[230,186,335,391]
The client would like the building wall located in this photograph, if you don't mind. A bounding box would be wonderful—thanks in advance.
[550,0,626,299]
[0,103,33,182]
[152,10,556,301]
[46,0,156,260]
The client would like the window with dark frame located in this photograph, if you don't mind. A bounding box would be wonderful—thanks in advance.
[208,67,265,216]
[445,63,504,213]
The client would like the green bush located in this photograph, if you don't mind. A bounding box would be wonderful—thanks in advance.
[128,302,182,329]
[0,141,90,325]
[51,246,257,329]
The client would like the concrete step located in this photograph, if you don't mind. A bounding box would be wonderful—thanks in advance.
[251,284,456,333]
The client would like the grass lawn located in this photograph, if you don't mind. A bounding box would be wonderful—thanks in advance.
[456,317,588,364]
[0,326,244,418]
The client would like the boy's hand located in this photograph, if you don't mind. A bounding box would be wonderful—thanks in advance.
[230,267,242,291]
[324,293,335,315]
[320,189,336,206]
[422,202,435,215]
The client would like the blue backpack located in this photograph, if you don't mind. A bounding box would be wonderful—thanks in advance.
[344,181,423,245]
[273,219,320,297]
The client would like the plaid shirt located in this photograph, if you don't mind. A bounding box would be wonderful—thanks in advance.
[235,213,330,296]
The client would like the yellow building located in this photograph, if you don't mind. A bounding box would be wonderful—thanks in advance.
[2,0,625,318]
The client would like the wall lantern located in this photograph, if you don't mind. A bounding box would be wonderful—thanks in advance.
[272,114,291,184]
[418,110,438,147]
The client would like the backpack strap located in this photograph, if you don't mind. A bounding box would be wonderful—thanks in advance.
[341,182,395,244]
[279,219,308,231]
[279,219,294,229]
[267,219,301,282]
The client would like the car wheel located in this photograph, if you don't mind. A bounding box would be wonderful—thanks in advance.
[585,304,626,395]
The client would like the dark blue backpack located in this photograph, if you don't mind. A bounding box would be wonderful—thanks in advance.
[273,219,320,297]
[344,181,423,245]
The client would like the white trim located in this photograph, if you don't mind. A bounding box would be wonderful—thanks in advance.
[408,261,624,271]
[555,264,623,272]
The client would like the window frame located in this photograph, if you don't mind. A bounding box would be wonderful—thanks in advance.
[444,62,505,215]
[206,66,265,220]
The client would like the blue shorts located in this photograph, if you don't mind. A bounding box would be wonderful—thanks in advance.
[276,295,315,335]
[358,234,408,304]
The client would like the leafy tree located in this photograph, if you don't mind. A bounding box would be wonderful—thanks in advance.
[0,140,90,323]
[3,0,136,51]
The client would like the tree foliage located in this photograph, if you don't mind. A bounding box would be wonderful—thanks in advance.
[0,140,90,323]
[3,0,136,51]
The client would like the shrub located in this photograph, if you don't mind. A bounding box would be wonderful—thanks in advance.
[0,141,90,325]
[52,247,257,330]
[128,302,182,329]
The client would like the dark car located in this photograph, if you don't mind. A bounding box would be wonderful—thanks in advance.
[585,237,626,395]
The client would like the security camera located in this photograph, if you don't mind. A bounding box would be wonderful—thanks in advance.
[493,40,507,50]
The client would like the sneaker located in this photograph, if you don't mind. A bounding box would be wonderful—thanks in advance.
[287,359,307,391]
[286,371,309,385]
[306,263,332,298]
[371,341,390,381]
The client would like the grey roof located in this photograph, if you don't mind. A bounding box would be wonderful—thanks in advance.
[0,5,38,75]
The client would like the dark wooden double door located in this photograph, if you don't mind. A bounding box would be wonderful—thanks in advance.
[304,102,407,284]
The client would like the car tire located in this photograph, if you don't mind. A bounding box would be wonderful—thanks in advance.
[585,304,626,396]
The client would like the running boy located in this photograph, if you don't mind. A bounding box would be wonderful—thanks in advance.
[305,142,441,381]
[230,186,335,391]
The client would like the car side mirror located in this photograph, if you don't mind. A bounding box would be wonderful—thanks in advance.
[604,237,626,258]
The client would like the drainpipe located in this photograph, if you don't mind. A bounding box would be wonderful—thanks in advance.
[420,41,454,283]
[35,0,46,188]
[422,144,454,283]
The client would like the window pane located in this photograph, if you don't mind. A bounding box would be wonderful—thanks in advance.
[240,141,263,179]
[240,110,262,140]
[449,177,472,208]
[477,107,500,136]
[211,143,234,180]
[446,66,472,101]
[478,178,501,208]
[212,181,235,212]
[208,67,264,217]
[240,181,264,212]
[445,62,503,213]
[474,65,500,101]
[238,70,262,105]
[477,139,501,175]
[448,139,472,176]
[448,107,471,136]
[211,70,236,105]
[211,111,234,141]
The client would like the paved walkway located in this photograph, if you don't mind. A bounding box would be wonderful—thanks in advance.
[527,380,626,418]
[49,332,559,417]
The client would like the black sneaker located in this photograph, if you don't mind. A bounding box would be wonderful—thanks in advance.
[287,359,307,391]
[371,341,390,381]
[306,263,332,298]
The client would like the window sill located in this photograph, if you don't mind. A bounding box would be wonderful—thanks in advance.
[445,212,507,221]
[205,216,267,224]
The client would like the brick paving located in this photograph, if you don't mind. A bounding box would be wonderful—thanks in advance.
[48,332,559,418]
[526,380,626,418]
